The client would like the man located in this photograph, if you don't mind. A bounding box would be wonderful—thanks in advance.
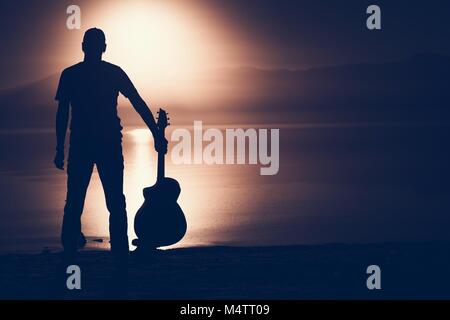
[54,28,167,261]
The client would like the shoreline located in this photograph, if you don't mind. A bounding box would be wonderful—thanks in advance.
[1,242,450,299]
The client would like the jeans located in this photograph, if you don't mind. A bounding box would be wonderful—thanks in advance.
[61,135,129,256]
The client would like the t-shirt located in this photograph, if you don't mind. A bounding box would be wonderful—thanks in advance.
[55,60,137,139]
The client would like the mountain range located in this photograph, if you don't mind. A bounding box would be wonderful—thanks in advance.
[1,53,450,129]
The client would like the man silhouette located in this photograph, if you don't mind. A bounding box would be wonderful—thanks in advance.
[54,28,167,262]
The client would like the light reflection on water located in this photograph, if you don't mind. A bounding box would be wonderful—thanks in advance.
[2,124,448,253]
[70,127,276,250]
[0,126,297,253]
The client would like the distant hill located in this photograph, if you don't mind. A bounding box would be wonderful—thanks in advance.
[0,74,59,129]
[208,53,450,124]
[1,54,450,129]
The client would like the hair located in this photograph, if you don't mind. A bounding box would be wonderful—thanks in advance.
[83,28,106,45]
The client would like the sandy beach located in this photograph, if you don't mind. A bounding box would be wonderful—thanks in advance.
[1,243,449,300]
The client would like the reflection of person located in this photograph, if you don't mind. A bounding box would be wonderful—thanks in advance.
[54,28,167,263]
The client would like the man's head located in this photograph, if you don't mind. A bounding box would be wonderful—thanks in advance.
[82,28,106,58]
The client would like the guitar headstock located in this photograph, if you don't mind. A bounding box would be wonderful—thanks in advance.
[156,108,170,131]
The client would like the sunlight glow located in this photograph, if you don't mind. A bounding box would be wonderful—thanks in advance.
[92,1,218,99]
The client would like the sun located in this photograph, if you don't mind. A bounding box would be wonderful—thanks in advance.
[89,1,215,99]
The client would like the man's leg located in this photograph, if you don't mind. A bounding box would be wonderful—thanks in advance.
[96,144,129,297]
[61,152,94,257]
[96,146,129,256]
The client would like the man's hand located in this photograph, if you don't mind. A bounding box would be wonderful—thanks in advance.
[154,131,168,154]
[54,150,65,170]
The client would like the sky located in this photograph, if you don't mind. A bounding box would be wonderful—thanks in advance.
[1,0,450,127]
[1,0,450,89]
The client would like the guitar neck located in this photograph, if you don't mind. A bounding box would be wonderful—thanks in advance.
[157,128,166,182]
[157,151,165,182]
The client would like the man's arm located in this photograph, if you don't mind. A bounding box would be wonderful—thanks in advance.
[54,99,70,170]
[128,92,168,153]
[117,67,167,153]
[129,93,158,135]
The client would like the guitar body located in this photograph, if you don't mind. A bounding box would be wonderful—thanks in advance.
[132,108,187,252]
[134,177,187,249]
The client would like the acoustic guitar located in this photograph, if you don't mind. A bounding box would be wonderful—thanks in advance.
[132,108,187,251]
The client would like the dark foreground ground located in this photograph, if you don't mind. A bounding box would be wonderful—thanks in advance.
[1,243,450,299]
